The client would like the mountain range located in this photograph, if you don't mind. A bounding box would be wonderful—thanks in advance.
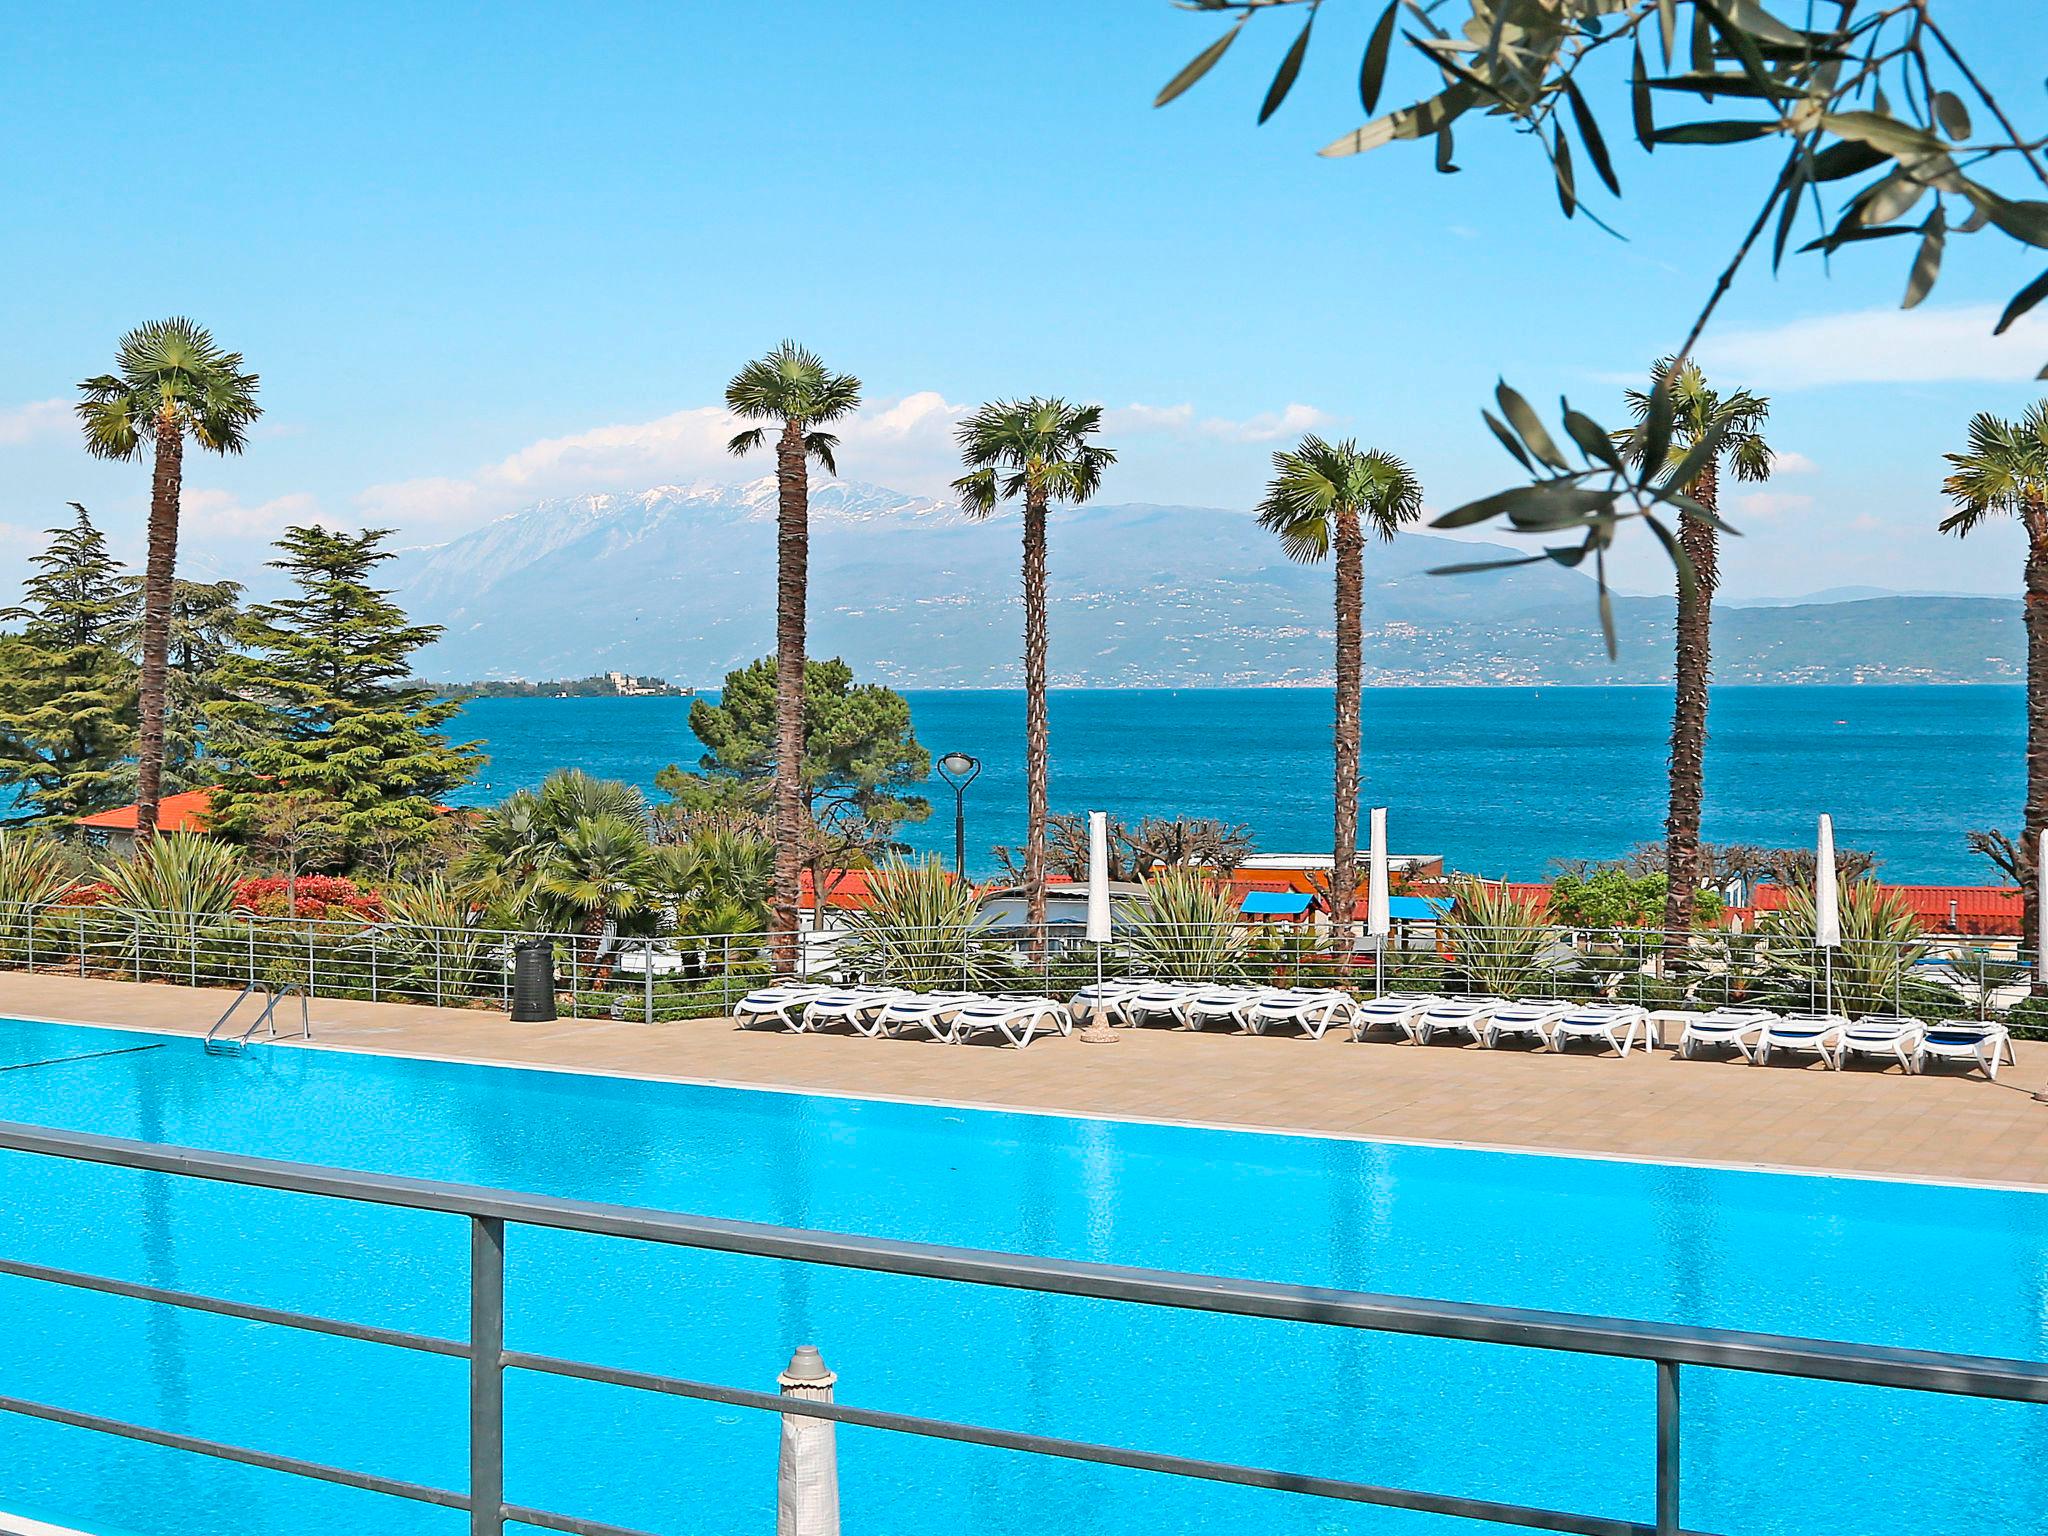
[390,478,2022,687]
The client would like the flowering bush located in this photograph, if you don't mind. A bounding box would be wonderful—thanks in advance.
[53,881,114,907]
[231,875,383,921]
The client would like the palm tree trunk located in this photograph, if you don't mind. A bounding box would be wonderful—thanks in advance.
[772,418,808,967]
[582,907,610,985]
[1662,460,1721,961]
[1331,506,1364,959]
[1022,486,1051,945]
[137,409,184,843]
[2022,500,2048,957]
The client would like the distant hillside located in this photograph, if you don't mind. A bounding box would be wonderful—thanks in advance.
[389,479,2021,687]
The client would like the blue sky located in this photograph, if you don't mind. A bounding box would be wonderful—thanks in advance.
[4,1,2047,599]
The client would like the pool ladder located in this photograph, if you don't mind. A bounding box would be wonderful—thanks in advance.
[204,982,311,1056]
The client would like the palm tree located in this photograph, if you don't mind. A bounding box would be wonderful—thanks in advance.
[953,399,1116,937]
[1942,401,2048,952]
[1256,436,1421,957]
[726,343,862,953]
[537,813,658,977]
[1618,360,1771,955]
[77,319,261,841]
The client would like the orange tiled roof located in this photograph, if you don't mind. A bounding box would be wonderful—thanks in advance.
[75,788,217,834]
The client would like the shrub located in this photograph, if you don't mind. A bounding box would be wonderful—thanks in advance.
[1118,869,1248,980]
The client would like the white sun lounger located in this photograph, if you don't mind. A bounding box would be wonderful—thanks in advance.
[874,991,984,1043]
[734,983,836,1031]
[1123,982,1202,1028]
[1070,979,1147,1027]
[799,986,907,1036]
[1182,985,1280,1032]
[1350,992,1442,1042]
[1836,1014,1923,1072]
[1678,1007,1778,1061]
[1243,988,1356,1040]
[947,996,1072,1048]
[1915,1020,2017,1080]
[1757,1012,1848,1068]
[1551,1003,1653,1057]
[1414,997,1499,1044]
[1482,999,1573,1049]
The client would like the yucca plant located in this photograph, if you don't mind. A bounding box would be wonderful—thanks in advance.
[0,830,79,943]
[1119,869,1247,980]
[95,832,244,978]
[837,857,1016,990]
[1441,878,1562,997]
[1755,882,1943,1017]
[376,875,500,1002]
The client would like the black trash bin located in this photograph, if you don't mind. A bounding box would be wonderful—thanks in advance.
[511,938,558,1022]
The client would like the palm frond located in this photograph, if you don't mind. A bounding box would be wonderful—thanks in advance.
[727,427,767,458]
[803,430,839,476]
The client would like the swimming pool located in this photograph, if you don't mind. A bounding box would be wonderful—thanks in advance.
[0,1014,2043,1536]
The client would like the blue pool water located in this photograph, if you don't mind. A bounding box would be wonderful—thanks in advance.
[0,1016,2044,1536]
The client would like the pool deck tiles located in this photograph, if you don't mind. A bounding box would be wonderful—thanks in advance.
[1,973,2045,1189]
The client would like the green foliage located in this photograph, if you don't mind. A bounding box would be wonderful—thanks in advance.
[0,831,80,951]
[680,656,931,845]
[456,769,654,930]
[1754,881,1943,1016]
[646,827,775,933]
[1255,436,1423,561]
[537,813,659,940]
[1155,1,2048,630]
[76,318,261,463]
[0,507,138,819]
[206,526,481,858]
[139,577,246,794]
[951,398,1117,516]
[837,857,1016,990]
[1941,401,2048,539]
[1442,878,1562,996]
[1548,867,1724,929]
[724,341,863,469]
[1118,868,1249,979]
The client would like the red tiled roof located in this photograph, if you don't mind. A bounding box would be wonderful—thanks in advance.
[1741,883,2020,934]
[797,869,886,910]
[75,788,217,834]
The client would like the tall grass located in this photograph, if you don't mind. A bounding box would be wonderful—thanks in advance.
[838,858,1017,990]
[1441,878,1562,997]
[1119,869,1248,979]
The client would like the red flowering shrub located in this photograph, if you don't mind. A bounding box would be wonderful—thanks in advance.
[54,882,114,907]
[231,875,383,921]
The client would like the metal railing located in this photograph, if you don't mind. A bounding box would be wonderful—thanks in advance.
[0,900,2038,1032]
[1,1118,2043,1536]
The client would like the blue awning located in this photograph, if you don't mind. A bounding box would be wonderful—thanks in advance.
[1387,895,1442,920]
[1240,891,1315,916]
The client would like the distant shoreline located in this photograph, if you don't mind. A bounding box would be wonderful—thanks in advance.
[448,680,2025,697]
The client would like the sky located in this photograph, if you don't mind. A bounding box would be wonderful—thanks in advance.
[4,1,2048,602]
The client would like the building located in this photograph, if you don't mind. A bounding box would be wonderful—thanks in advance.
[74,788,219,854]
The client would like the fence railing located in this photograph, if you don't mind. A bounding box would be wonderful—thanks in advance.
[1,1118,2042,1536]
[0,900,2037,1032]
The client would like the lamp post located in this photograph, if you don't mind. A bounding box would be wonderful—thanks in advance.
[935,751,981,878]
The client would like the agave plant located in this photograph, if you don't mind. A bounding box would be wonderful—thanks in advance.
[95,832,245,976]
[1118,868,1247,981]
[377,875,500,1000]
[0,830,80,963]
[1755,882,1943,1017]
[1441,879,1563,998]
[837,857,1016,990]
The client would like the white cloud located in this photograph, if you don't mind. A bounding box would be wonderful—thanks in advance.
[357,391,974,528]
[1103,400,1335,444]
[182,488,323,538]
[1736,490,1815,520]
[0,399,70,446]
[1698,304,2048,389]
[1770,449,1817,475]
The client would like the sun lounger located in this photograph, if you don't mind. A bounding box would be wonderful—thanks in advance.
[1678,1007,1778,1061]
[734,982,836,1031]
[1243,988,1356,1039]
[874,991,985,1043]
[1349,992,1441,1042]
[1182,984,1279,1032]
[799,986,907,1036]
[1070,979,1146,1027]
[1123,982,1202,1029]
[1552,1002,1653,1057]
[947,995,1072,1048]
[1482,999,1573,1049]
[1414,997,1498,1044]
[1914,1020,2016,1080]
[1757,1012,1848,1068]
[1836,1014,1923,1072]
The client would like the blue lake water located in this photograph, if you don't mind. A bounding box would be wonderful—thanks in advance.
[448,686,2026,882]
[0,1017,2043,1536]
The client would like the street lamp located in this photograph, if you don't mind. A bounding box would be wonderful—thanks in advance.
[934,751,981,878]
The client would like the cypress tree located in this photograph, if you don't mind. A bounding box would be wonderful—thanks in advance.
[206,525,480,856]
[0,506,138,820]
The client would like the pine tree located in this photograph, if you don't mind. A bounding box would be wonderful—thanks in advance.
[0,506,138,820]
[205,525,480,856]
